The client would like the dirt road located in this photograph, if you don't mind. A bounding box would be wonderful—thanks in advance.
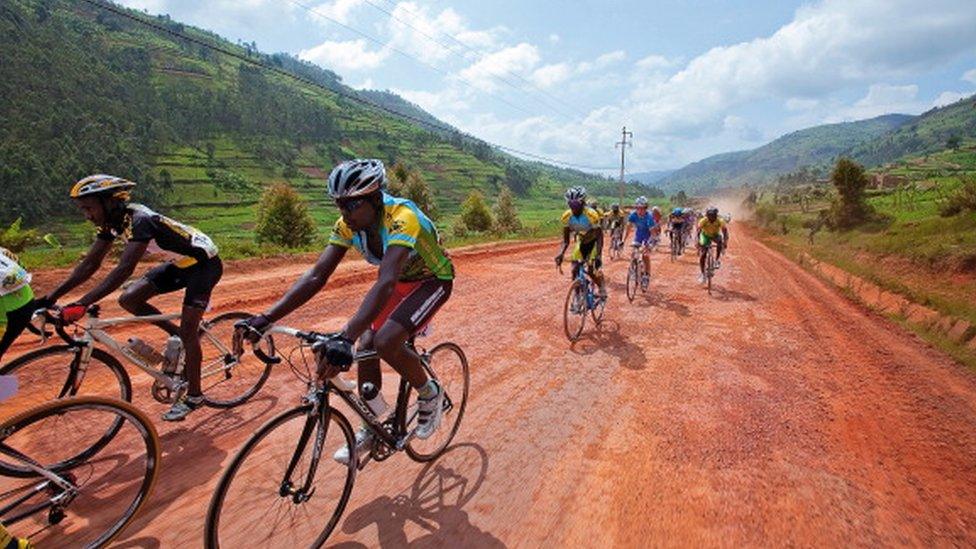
[4,232,976,547]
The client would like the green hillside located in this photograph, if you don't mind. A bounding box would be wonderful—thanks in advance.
[663,114,912,191]
[0,0,637,261]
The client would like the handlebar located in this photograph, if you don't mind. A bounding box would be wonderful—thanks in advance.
[30,309,80,347]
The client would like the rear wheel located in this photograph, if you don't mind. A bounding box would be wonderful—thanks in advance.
[405,343,470,462]
[563,280,587,341]
[199,311,274,408]
[626,259,638,302]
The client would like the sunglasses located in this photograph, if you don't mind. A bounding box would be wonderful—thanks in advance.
[335,197,368,212]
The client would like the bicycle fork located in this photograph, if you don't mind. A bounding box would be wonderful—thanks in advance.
[279,394,330,504]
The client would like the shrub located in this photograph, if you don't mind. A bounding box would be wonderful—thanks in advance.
[459,191,493,232]
[255,183,316,247]
[493,186,522,233]
[387,162,437,219]
[0,218,38,253]
[827,157,875,229]
[753,204,779,227]
[939,176,976,217]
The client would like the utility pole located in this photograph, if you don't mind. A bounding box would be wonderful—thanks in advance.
[615,126,633,206]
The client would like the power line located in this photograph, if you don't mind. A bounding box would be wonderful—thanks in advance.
[78,0,617,171]
[358,0,588,121]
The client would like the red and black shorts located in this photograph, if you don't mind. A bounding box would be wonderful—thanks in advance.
[372,278,453,335]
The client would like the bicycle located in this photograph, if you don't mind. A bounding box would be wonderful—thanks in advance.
[669,229,683,262]
[0,396,160,548]
[702,243,719,294]
[625,243,651,302]
[204,323,469,547]
[0,305,270,422]
[608,225,624,261]
[559,261,606,342]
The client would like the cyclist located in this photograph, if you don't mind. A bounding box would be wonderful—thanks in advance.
[696,206,730,283]
[555,187,607,299]
[605,203,626,249]
[0,247,45,362]
[239,159,453,464]
[589,200,606,229]
[650,205,663,243]
[623,196,656,287]
[668,207,686,253]
[43,175,223,421]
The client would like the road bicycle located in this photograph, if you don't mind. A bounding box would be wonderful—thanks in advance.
[559,261,606,342]
[0,396,160,548]
[702,243,719,294]
[625,243,651,302]
[608,225,625,261]
[204,323,469,547]
[669,229,684,262]
[0,305,269,421]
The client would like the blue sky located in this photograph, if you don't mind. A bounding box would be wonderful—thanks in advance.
[119,0,976,174]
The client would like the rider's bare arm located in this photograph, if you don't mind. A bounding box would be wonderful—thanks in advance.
[557,226,571,258]
[264,245,347,322]
[77,240,149,306]
[341,245,410,342]
[46,238,114,302]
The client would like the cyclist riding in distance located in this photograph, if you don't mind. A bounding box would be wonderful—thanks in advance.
[605,203,626,235]
[623,196,656,288]
[0,247,44,362]
[239,159,453,464]
[668,207,686,252]
[697,206,730,283]
[555,187,607,299]
[42,175,223,421]
[650,206,663,240]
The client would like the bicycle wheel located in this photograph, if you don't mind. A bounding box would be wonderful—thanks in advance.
[563,280,587,341]
[590,283,606,324]
[205,404,356,548]
[707,248,716,295]
[0,396,160,548]
[670,235,678,262]
[0,346,131,423]
[405,342,470,462]
[199,311,274,408]
[626,258,638,302]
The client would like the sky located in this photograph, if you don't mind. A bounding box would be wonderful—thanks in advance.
[117,0,976,175]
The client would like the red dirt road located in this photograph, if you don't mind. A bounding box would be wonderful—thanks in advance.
[4,233,976,546]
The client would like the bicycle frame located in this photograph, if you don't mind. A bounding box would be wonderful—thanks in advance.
[0,443,77,525]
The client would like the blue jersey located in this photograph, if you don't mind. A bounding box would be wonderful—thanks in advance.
[628,211,656,243]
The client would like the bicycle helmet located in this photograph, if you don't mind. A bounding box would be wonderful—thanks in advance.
[652,206,661,213]
[327,159,386,199]
[635,196,648,207]
[706,206,719,216]
[671,207,683,216]
[70,174,136,199]
[565,187,587,202]
[611,203,620,211]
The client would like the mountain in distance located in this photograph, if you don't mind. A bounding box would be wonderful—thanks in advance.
[661,114,913,192]
[628,169,675,186]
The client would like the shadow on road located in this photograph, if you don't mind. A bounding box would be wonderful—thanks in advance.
[643,290,691,317]
[570,320,648,370]
[710,286,757,303]
[331,443,503,548]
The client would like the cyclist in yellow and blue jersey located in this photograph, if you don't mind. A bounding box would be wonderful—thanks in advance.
[696,206,730,283]
[555,187,607,299]
[240,159,453,465]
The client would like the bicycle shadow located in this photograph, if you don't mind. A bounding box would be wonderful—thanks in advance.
[110,393,280,547]
[329,443,504,548]
[710,285,757,303]
[570,320,648,370]
[643,290,691,317]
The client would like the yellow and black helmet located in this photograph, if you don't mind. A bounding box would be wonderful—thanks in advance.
[70,174,136,199]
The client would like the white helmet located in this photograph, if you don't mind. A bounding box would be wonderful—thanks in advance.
[635,196,648,207]
[564,186,587,202]
[327,159,386,199]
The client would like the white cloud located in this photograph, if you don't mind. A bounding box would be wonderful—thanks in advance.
[723,115,764,142]
[786,97,820,111]
[530,63,573,88]
[595,50,626,66]
[310,0,365,24]
[635,54,672,71]
[932,91,970,108]
[459,43,540,91]
[299,39,389,71]
[963,68,976,84]
[548,33,560,44]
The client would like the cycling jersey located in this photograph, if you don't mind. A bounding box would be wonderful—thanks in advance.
[561,207,602,243]
[0,248,30,297]
[605,212,626,229]
[628,211,656,243]
[329,193,454,282]
[97,204,218,265]
[698,217,727,237]
[668,214,685,227]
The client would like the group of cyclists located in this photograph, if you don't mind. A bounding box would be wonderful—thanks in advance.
[555,186,731,297]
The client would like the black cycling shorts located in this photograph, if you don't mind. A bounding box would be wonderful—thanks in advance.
[374,278,453,334]
[144,257,223,310]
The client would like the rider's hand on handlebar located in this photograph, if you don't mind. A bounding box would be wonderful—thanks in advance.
[236,314,271,343]
[312,334,354,378]
[554,254,564,267]
[59,303,88,324]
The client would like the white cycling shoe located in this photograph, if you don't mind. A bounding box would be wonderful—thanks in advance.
[334,427,374,465]
[415,380,444,440]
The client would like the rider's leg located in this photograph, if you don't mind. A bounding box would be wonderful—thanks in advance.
[374,279,452,390]
[356,329,382,395]
[0,289,34,361]
[179,305,206,397]
[698,235,708,275]
[642,244,651,275]
[715,236,724,262]
[119,277,178,336]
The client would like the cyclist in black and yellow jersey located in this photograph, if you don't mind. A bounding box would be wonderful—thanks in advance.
[555,187,607,299]
[604,203,626,233]
[43,175,223,421]
[696,206,730,283]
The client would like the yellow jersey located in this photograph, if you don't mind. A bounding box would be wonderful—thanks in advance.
[697,217,727,237]
[561,208,602,243]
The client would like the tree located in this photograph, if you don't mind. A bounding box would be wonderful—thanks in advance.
[504,164,534,195]
[255,183,316,247]
[387,162,437,219]
[493,186,521,233]
[459,191,493,232]
[827,157,874,229]
[947,135,962,151]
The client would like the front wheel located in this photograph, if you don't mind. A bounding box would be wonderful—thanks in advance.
[626,259,639,302]
[205,405,356,548]
[199,311,275,408]
[563,280,587,341]
[405,342,470,462]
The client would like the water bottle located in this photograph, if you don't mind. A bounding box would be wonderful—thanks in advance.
[162,335,183,375]
[361,382,389,419]
[126,338,164,366]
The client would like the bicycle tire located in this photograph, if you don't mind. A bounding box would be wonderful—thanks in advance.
[590,282,606,324]
[563,280,586,341]
[199,311,274,408]
[0,396,160,548]
[405,342,470,462]
[626,258,638,302]
[205,404,356,549]
[707,247,716,295]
